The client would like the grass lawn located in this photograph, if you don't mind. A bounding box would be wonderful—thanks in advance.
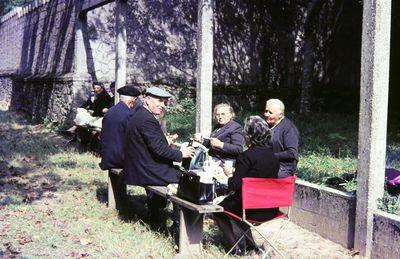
[168,105,400,193]
[0,109,226,258]
[1,102,400,257]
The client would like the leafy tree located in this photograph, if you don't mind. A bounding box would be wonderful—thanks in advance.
[0,0,33,17]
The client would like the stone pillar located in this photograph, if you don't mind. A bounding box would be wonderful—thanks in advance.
[115,0,127,104]
[75,14,89,78]
[195,0,214,135]
[355,0,391,257]
[71,12,91,109]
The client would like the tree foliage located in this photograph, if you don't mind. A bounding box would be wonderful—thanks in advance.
[0,0,33,17]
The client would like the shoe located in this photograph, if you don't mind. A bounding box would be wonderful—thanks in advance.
[227,246,244,256]
[232,247,244,256]
[59,130,74,136]
[243,242,261,254]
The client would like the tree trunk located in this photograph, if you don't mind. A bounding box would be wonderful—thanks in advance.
[299,0,323,114]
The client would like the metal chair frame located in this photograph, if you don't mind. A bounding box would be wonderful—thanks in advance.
[224,176,296,258]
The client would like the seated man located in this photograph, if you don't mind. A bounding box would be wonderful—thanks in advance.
[264,99,300,178]
[99,85,141,170]
[124,86,195,226]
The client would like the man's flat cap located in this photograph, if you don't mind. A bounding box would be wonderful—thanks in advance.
[117,85,141,96]
[145,87,172,98]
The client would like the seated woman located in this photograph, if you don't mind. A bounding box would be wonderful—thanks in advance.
[65,82,113,134]
[193,103,244,164]
[213,115,280,255]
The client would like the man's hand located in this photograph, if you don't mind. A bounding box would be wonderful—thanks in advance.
[181,146,195,158]
[102,108,109,113]
[166,133,179,146]
[210,138,224,149]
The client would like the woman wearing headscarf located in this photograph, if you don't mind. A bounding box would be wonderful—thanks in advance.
[213,116,280,255]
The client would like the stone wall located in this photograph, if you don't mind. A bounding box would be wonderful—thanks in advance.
[0,0,88,125]
[0,0,76,77]
[0,0,276,124]
[291,179,356,249]
[0,75,13,109]
[372,210,400,258]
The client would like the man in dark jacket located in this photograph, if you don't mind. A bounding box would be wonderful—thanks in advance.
[99,85,141,170]
[124,86,195,225]
[264,99,300,178]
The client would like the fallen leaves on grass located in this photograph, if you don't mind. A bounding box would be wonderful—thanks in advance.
[16,236,33,245]
[69,251,90,258]
[79,238,92,246]
[1,223,10,236]
[4,242,20,255]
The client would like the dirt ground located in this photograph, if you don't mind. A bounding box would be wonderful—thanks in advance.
[247,219,361,258]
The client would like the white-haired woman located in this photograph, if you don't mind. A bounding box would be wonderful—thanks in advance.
[214,115,280,255]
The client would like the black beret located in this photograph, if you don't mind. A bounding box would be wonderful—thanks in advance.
[117,85,141,97]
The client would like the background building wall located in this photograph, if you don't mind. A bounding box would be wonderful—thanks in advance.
[0,0,363,124]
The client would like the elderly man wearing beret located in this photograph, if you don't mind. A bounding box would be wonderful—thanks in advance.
[99,85,142,170]
[124,87,195,227]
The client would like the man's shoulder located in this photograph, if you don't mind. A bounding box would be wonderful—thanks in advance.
[128,106,154,124]
[106,102,131,115]
[279,117,299,138]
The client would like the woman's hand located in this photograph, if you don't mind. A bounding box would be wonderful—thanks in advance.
[193,133,202,142]
[210,138,224,149]
[223,165,234,177]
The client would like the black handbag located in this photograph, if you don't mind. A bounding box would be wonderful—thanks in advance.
[177,170,215,205]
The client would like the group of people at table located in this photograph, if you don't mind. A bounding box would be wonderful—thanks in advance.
[67,82,299,255]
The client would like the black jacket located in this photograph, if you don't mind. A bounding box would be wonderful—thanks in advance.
[81,91,113,117]
[99,101,134,170]
[202,120,244,160]
[123,106,182,186]
[270,117,299,177]
[221,144,280,222]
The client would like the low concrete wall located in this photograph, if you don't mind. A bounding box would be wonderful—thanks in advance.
[372,210,400,258]
[291,179,356,248]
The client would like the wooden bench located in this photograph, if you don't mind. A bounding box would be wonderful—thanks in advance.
[108,168,126,210]
[146,185,223,257]
[107,169,224,257]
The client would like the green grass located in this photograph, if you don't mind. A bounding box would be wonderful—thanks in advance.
[0,109,227,258]
[2,103,400,257]
[167,106,400,195]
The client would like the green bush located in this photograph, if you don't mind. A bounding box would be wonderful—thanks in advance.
[378,192,400,216]
[166,98,196,142]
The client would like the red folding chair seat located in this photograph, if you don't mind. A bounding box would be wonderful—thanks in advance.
[224,176,296,258]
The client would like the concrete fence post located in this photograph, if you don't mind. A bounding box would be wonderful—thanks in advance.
[355,0,391,257]
[195,0,214,135]
[115,0,127,104]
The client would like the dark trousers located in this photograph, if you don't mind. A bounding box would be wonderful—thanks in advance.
[146,189,168,220]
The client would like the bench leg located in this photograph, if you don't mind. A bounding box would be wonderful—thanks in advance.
[108,171,126,210]
[176,207,203,257]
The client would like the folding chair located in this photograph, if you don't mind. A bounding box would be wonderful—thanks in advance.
[224,176,296,258]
